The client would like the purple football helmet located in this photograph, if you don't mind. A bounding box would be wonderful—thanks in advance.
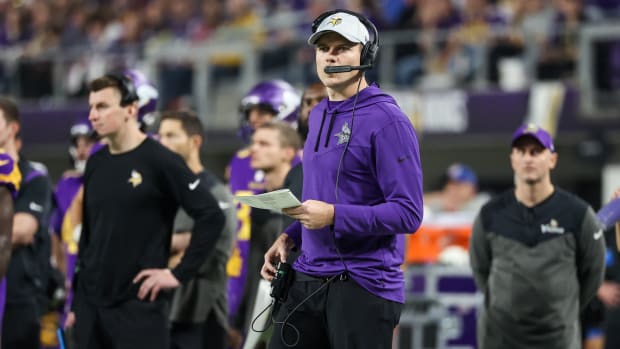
[69,118,95,145]
[238,79,300,141]
[69,118,97,172]
[124,69,159,128]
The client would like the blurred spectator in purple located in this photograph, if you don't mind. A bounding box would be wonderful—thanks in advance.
[394,0,461,86]
[444,0,508,85]
[538,0,594,81]
[345,0,387,28]
[106,10,146,71]
[18,1,61,98]
[0,6,32,47]
[188,0,225,42]
[142,0,168,40]
[0,5,31,93]
[380,0,408,27]
[158,0,225,109]
[59,4,92,49]
[585,0,620,18]
[485,0,554,84]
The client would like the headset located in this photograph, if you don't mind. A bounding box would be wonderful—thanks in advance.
[104,72,139,106]
[311,9,379,73]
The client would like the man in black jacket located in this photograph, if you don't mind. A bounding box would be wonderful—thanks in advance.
[470,123,605,349]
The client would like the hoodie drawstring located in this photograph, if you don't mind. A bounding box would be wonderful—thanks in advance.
[314,110,327,153]
[324,111,337,148]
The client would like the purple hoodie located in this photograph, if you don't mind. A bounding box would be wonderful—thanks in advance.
[285,83,423,303]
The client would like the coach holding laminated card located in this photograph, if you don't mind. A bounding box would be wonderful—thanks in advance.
[260,9,423,349]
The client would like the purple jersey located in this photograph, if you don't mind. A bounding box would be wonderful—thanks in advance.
[226,148,301,318]
[50,174,83,237]
[49,173,83,320]
[88,141,106,156]
[226,148,265,319]
[0,150,18,337]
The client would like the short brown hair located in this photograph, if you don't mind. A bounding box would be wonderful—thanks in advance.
[89,75,123,95]
[88,74,138,106]
[0,96,20,125]
[159,110,204,138]
[256,122,301,151]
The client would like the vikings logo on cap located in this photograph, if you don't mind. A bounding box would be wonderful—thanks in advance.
[524,123,539,134]
[328,16,342,27]
[308,11,370,45]
[511,123,555,152]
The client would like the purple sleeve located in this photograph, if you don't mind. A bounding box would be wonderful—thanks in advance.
[333,121,423,236]
[284,220,302,247]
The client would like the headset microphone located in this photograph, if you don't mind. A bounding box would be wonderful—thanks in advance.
[324,65,372,74]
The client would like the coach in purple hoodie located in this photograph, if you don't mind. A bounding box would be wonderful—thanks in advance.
[260,9,423,349]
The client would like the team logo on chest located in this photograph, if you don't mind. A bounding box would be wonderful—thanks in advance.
[334,122,351,145]
[541,218,565,235]
[128,170,143,188]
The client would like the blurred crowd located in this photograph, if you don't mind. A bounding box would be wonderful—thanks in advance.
[1,0,620,104]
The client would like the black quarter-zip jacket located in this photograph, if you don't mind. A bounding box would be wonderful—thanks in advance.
[470,188,605,349]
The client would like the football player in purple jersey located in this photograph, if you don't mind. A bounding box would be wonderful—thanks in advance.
[0,148,20,342]
[226,80,299,347]
[45,119,98,346]
[0,96,53,349]
[0,150,20,275]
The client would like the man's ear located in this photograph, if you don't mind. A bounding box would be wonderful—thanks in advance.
[126,102,139,121]
[549,152,558,170]
[283,146,296,163]
[191,134,203,150]
[8,121,20,138]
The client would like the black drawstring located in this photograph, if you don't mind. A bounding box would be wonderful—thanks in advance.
[324,111,337,148]
[314,110,327,153]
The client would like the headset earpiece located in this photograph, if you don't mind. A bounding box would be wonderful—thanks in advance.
[105,72,139,106]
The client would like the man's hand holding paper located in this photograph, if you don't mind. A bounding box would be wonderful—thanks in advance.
[283,200,334,230]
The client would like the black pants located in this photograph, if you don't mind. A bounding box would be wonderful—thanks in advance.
[2,300,40,349]
[269,273,402,349]
[74,298,169,349]
[604,306,620,349]
[170,310,226,349]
